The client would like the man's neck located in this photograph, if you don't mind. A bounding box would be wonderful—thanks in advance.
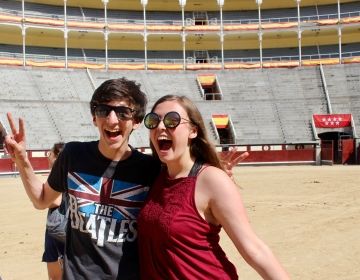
[98,142,132,162]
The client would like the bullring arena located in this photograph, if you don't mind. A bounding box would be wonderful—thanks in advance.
[0,0,360,279]
[0,165,359,280]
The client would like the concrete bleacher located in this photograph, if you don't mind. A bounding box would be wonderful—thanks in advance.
[0,67,96,149]
[30,68,93,100]
[0,64,359,149]
[260,67,327,142]
[322,64,360,136]
[198,100,284,145]
[1,67,40,100]
[214,67,327,144]
[46,102,98,142]
[89,70,202,104]
[0,100,61,148]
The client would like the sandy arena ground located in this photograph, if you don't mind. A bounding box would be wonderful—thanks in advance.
[0,165,359,280]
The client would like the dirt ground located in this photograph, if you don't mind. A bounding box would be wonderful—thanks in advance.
[0,165,359,280]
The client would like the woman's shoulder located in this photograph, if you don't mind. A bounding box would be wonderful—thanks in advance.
[197,166,242,209]
[199,165,227,178]
[197,165,234,190]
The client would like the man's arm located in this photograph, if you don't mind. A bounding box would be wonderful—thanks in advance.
[5,112,61,209]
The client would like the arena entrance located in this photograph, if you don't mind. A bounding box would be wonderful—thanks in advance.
[318,132,355,164]
[313,113,357,164]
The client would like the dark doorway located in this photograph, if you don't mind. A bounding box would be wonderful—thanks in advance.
[217,127,234,145]
[318,131,353,164]
[193,11,208,25]
[204,85,221,100]
[194,50,208,64]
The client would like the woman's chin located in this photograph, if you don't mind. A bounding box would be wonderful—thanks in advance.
[157,149,172,162]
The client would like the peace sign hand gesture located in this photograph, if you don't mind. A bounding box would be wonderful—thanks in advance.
[4,112,28,163]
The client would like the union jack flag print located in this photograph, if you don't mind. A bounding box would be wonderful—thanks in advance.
[67,171,150,221]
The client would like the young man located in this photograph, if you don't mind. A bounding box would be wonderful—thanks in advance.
[5,78,160,279]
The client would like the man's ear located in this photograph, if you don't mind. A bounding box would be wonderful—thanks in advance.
[132,121,141,130]
[92,115,97,126]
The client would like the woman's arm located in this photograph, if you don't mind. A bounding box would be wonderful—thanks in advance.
[196,167,290,280]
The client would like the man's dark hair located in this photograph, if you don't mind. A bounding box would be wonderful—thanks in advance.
[90,78,147,123]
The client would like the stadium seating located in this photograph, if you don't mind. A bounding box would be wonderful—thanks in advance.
[1,63,359,149]
[322,64,360,134]
[0,0,359,157]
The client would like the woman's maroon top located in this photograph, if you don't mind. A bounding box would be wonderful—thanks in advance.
[138,168,238,280]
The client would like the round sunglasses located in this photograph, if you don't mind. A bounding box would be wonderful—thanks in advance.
[144,111,191,129]
[94,104,136,120]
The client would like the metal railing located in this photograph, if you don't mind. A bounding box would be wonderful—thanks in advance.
[1,8,359,26]
[0,51,359,65]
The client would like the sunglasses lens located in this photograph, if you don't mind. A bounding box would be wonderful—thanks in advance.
[164,112,181,128]
[94,105,110,118]
[144,112,182,129]
[144,113,160,129]
[114,107,133,120]
[95,105,134,120]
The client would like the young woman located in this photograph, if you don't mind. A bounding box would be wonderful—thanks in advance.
[138,95,290,280]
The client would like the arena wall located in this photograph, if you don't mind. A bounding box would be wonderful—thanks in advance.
[0,143,321,175]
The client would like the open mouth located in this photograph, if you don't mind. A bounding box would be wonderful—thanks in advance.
[105,129,121,138]
[158,137,172,151]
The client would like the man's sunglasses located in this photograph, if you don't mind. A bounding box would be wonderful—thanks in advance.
[144,111,191,129]
[94,104,136,120]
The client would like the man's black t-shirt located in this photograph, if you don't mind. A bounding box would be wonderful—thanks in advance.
[48,141,161,280]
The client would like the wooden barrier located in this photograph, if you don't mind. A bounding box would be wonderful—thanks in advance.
[0,150,50,174]
[0,144,319,174]
[219,144,317,165]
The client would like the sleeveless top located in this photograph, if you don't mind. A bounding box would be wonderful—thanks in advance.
[137,162,238,280]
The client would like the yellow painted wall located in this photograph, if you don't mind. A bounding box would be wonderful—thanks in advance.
[0,26,22,45]
[0,16,358,51]
[2,31,358,51]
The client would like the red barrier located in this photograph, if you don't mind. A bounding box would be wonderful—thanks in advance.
[0,158,14,172]
[29,157,49,170]
[0,150,50,174]
[3,142,357,174]
[341,139,355,164]
[219,149,315,164]
[321,140,333,163]
[242,149,315,162]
